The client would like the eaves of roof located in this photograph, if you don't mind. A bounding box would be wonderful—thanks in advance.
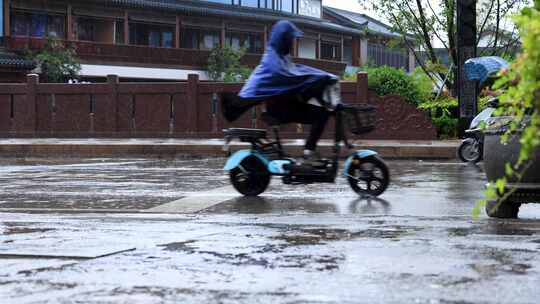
[96,0,364,36]
[323,6,414,41]
[322,7,368,30]
[0,48,36,70]
[0,58,36,70]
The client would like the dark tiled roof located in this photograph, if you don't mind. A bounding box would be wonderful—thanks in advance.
[96,0,364,35]
[324,6,411,39]
[0,49,36,70]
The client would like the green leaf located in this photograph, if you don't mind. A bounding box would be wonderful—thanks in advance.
[505,163,514,176]
[484,186,498,199]
[496,178,507,195]
[472,200,487,219]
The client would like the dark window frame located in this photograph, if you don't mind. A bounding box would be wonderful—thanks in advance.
[129,22,175,48]
[320,41,342,62]
[225,30,264,54]
[10,10,66,39]
[203,0,300,13]
[180,27,221,50]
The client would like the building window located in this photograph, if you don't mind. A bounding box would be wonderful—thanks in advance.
[298,38,316,59]
[114,21,125,44]
[11,11,65,38]
[203,0,299,13]
[343,39,353,66]
[242,0,259,7]
[129,23,175,48]
[75,17,122,44]
[226,31,263,54]
[205,0,233,4]
[181,28,220,50]
[76,18,96,41]
[280,0,294,13]
[321,41,341,61]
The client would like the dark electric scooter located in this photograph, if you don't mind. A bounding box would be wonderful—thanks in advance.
[457,98,498,163]
[222,102,390,197]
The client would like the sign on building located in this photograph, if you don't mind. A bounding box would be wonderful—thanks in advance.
[298,0,321,18]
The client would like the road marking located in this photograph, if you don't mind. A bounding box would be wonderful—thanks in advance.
[143,186,238,214]
[0,248,136,260]
[0,208,141,214]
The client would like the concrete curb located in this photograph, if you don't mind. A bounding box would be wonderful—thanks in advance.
[0,139,460,159]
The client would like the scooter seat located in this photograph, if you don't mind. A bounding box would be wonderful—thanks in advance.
[223,128,267,140]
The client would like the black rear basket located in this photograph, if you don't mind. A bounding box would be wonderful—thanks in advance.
[342,104,376,135]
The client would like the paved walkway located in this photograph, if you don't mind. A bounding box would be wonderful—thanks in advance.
[0,138,460,159]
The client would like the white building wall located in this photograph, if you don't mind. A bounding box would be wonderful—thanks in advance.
[80,64,209,81]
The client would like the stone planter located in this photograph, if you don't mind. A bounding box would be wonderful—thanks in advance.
[483,116,540,218]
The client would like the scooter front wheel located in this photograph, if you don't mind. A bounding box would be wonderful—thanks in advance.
[458,139,482,163]
[230,156,271,196]
[347,155,389,197]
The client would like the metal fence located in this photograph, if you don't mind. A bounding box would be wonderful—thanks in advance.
[368,44,409,70]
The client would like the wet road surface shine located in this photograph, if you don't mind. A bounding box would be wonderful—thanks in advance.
[0,158,228,211]
[1,213,540,303]
[0,159,540,303]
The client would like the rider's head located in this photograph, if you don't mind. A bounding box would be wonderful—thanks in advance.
[268,20,303,56]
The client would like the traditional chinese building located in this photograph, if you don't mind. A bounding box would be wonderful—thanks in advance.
[0,0,413,82]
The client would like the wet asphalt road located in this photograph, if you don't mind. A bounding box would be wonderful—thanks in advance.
[0,158,540,303]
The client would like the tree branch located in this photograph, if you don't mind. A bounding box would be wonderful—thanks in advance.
[477,0,496,47]
[491,0,501,55]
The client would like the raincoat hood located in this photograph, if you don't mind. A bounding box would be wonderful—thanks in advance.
[268,20,303,56]
[238,20,337,101]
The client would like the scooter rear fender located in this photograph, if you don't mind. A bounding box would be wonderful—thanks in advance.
[223,150,269,171]
[342,150,378,176]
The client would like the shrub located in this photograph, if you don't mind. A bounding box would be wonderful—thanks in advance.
[30,38,81,83]
[207,45,251,82]
[367,66,427,106]
[345,66,432,106]
[418,95,459,139]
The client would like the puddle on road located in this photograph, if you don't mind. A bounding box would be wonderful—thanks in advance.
[447,221,540,237]
[2,227,55,235]
[1,222,56,235]
[273,227,409,246]
[158,241,197,252]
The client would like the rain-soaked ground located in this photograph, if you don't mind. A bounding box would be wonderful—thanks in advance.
[0,158,540,303]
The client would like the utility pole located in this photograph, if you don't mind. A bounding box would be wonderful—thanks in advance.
[456,0,477,136]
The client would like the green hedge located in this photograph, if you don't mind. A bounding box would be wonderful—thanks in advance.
[345,66,432,106]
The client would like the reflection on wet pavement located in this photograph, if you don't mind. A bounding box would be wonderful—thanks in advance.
[1,159,540,303]
[0,213,539,303]
[0,158,228,210]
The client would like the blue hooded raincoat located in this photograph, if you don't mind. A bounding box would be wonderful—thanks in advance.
[239,20,338,99]
[222,20,337,122]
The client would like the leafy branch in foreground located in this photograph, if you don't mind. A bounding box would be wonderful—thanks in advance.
[473,0,540,218]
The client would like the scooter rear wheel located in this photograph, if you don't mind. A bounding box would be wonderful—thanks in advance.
[347,155,389,197]
[230,156,271,196]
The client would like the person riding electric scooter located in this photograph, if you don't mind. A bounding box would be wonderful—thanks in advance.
[222,20,340,161]
[221,20,389,197]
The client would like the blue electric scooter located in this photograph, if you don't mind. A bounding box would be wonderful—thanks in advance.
[222,102,390,197]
